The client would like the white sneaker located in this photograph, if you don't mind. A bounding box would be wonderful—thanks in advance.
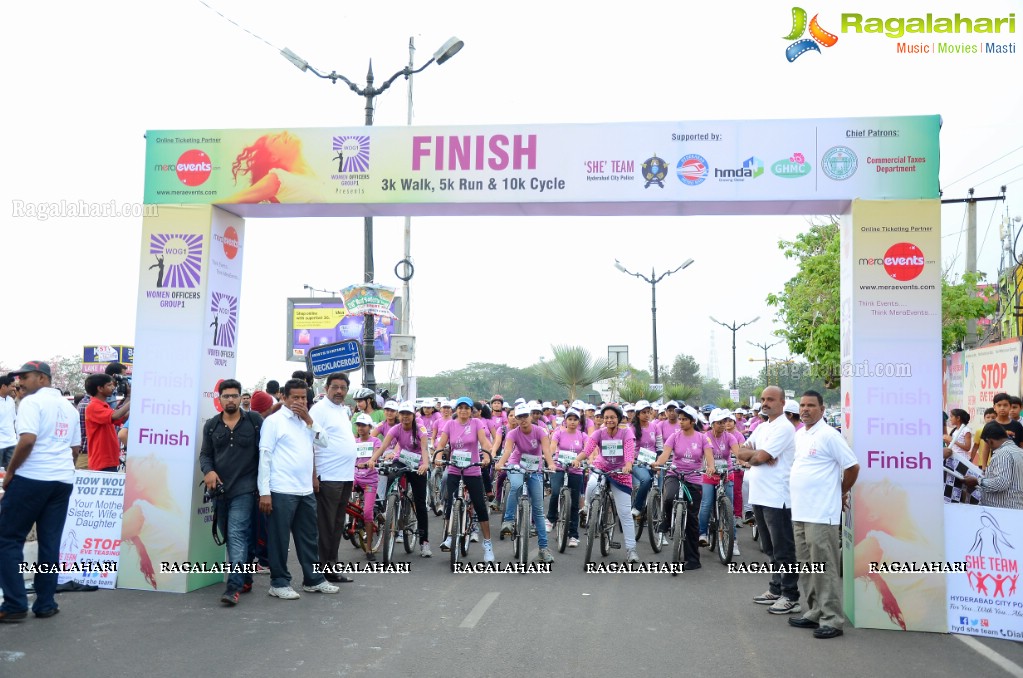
[699,533,709,547]
[395,533,404,543]
[658,532,668,547]
[420,541,432,558]
[627,549,639,563]
[545,519,553,531]
[733,543,741,556]
[440,536,453,552]
[631,508,641,518]
[470,529,480,543]
[568,537,579,547]
[302,580,340,594]
[482,540,495,563]
[268,586,300,600]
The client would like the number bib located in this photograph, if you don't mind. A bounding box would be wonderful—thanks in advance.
[520,453,541,472]
[398,449,422,468]
[637,447,657,465]
[558,450,577,467]
[601,439,624,461]
[451,448,473,469]
[355,442,374,459]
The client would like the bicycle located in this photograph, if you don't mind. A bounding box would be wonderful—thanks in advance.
[652,465,703,576]
[428,462,445,516]
[582,464,626,565]
[377,463,420,565]
[630,459,659,545]
[705,462,736,565]
[504,466,555,565]
[645,464,666,553]
[343,482,384,554]
[433,448,492,571]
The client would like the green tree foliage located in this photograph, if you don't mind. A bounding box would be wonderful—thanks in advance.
[699,378,727,405]
[666,353,701,386]
[735,376,762,405]
[417,362,549,401]
[539,345,619,402]
[942,272,997,354]
[662,383,700,404]
[618,379,660,403]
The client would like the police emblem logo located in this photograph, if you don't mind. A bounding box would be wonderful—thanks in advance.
[642,155,668,188]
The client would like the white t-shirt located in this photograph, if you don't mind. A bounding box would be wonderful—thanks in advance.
[744,414,795,509]
[310,398,356,482]
[257,406,328,495]
[0,395,17,448]
[790,420,859,524]
[14,387,78,484]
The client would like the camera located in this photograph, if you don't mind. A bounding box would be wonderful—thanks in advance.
[203,482,225,502]
[113,374,131,397]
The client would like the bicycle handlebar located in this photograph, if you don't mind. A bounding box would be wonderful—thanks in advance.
[432,447,494,468]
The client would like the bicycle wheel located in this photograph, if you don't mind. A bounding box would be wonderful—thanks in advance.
[584,496,601,564]
[431,470,444,516]
[647,486,663,553]
[516,498,529,566]
[671,502,686,568]
[382,494,398,565]
[716,495,735,565]
[449,500,463,571]
[499,477,510,516]
[708,500,718,552]
[402,495,416,554]
[631,485,645,541]
[460,502,472,557]
[556,487,570,553]
[599,492,612,557]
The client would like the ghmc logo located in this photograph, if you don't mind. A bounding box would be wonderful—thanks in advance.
[784,7,839,62]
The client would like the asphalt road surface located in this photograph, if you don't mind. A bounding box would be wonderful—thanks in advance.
[2,506,1021,677]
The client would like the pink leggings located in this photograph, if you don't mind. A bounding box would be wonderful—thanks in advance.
[354,479,378,522]
[732,469,744,517]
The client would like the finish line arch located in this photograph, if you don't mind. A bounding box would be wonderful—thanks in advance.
[128,115,944,633]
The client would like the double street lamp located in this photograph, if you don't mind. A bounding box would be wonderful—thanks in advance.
[710,316,759,390]
[614,258,694,384]
[749,339,784,387]
[281,37,464,391]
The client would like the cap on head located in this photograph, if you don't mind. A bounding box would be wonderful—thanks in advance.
[454,396,474,409]
[783,400,800,415]
[397,402,415,414]
[514,403,531,417]
[10,361,52,379]
[354,413,374,426]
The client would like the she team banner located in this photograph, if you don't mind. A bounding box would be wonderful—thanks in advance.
[143,116,939,213]
[57,471,125,590]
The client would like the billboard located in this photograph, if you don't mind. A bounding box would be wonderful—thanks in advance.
[286,297,401,362]
[82,345,134,374]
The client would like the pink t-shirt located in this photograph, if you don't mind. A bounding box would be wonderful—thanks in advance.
[657,419,681,441]
[551,428,587,475]
[583,427,636,486]
[634,422,660,463]
[505,424,548,469]
[373,419,399,439]
[432,415,453,445]
[443,417,487,477]
[701,430,740,484]
[664,429,708,476]
[384,421,428,468]
[353,436,381,484]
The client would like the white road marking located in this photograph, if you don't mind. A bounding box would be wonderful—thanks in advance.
[955,634,1023,677]
[459,592,500,628]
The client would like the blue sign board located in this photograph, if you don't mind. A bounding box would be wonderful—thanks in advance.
[306,340,363,378]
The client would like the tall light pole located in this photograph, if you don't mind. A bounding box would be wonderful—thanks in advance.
[614,258,694,384]
[749,339,783,387]
[281,37,464,391]
[710,316,759,390]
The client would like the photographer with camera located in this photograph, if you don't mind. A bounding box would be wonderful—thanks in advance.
[199,379,263,606]
[83,374,130,473]
[76,362,131,470]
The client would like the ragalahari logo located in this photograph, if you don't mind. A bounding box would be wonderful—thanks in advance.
[149,234,203,289]
[784,7,839,62]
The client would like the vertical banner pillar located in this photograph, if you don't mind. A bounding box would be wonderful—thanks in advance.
[121,205,244,592]
[841,199,944,632]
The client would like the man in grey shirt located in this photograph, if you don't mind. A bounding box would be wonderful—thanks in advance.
[963,422,1023,510]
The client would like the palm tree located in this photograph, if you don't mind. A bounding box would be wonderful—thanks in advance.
[539,345,619,402]
[618,378,660,404]
[716,396,736,409]
[662,383,699,405]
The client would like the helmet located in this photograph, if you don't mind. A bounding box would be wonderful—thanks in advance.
[700,404,715,414]
[353,388,375,401]
[490,394,505,404]
[600,403,624,421]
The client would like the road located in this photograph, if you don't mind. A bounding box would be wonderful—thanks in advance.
[1,505,1021,677]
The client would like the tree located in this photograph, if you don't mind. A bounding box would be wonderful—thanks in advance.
[735,376,761,405]
[942,271,997,354]
[699,378,727,405]
[666,353,702,386]
[662,383,700,404]
[49,355,85,394]
[618,379,660,403]
[539,345,618,402]
[766,219,841,388]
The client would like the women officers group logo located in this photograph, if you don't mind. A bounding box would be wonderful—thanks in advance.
[148,233,204,288]
[209,292,238,349]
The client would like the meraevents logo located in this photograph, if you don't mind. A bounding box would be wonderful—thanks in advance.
[858,242,927,282]
[784,8,1016,61]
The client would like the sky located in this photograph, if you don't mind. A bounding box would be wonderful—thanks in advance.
[2,0,1021,393]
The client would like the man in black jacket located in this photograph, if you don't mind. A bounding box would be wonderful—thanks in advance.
[199,379,262,606]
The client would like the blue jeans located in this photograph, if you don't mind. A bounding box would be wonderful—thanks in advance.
[698,480,735,537]
[0,476,74,614]
[631,466,653,511]
[217,492,256,593]
[267,492,325,590]
[547,471,582,539]
[502,472,548,548]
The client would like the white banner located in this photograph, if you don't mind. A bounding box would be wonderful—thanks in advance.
[963,339,1021,423]
[945,504,1023,643]
[58,471,124,590]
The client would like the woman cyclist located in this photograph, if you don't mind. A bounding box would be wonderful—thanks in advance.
[654,405,714,569]
[548,407,587,547]
[630,400,661,519]
[435,397,496,562]
[371,402,433,557]
[352,413,382,560]
[698,408,742,556]
[573,404,639,563]
[495,403,556,564]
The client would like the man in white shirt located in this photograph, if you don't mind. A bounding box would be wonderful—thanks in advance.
[258,379,338,600]
[735,385,800,615]
[310,372,357,584]
[0,375,17,467]
[0,361,80,622]
[787,391,859,640]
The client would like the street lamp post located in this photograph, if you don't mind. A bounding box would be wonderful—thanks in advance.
[614,258,694,384]
[281,37,464,391]
[749,339,783,387]
[709,316,759,390]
